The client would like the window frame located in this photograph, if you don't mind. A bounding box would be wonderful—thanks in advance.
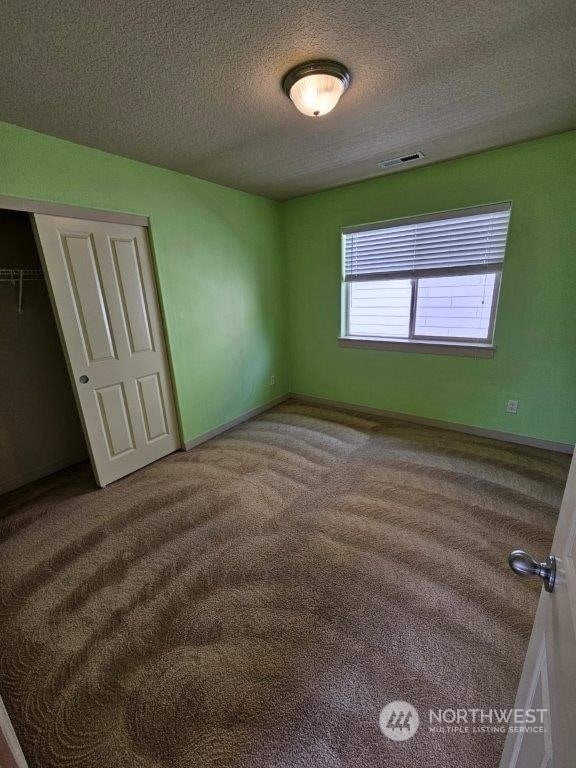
[343,270,501,347]
[340,204,510,356]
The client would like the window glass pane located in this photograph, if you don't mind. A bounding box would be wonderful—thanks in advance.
[348,279,411,338]
[414,273,496,340]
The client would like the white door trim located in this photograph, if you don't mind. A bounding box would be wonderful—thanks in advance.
[0,194,148,227]
[0,695,29,768]
[500,449,576,765]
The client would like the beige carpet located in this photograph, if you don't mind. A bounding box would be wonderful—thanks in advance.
[0,402,569,767]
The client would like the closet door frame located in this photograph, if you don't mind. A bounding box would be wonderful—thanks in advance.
[0,194,185,485]
[0,195,150,228]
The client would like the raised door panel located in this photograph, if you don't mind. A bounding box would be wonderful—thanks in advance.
[510,640,552,768]
[109,236,154,355]
[59,232,117,363]
[137,373,169,442]
[95,383,136,458]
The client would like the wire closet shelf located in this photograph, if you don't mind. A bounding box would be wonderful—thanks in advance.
[0,268,44,313]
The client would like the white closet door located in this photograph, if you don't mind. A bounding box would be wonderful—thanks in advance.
[33,215,180,487]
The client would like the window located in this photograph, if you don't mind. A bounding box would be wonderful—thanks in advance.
[341,203,511,354]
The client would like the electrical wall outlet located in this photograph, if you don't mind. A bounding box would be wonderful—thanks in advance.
[506,399,519,414]
[270,374,275,386]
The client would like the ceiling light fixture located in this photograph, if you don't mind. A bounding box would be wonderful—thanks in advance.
[282,60,351,117]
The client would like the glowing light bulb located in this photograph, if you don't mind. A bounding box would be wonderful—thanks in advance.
[282,61,351,118]
[289,73,346,117]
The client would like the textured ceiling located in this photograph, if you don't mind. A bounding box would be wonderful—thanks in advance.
[1,0,575,200]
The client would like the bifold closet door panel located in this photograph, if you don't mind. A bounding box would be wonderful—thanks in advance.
[33,215,180,486]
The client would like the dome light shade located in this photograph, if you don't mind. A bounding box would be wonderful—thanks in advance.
[288,73,344,117]
[282,60,351,117]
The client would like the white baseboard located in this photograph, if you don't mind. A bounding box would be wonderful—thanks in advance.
[184,395,290,451]
[290,393,574,455]
[0,452,88,496]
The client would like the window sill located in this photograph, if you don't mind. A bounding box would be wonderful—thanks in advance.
[338,336,495,358]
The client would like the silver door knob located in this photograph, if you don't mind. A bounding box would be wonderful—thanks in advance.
[508,550,556,593]
[79,375,89,384]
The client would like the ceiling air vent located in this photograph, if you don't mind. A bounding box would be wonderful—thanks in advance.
[378,151,425,169]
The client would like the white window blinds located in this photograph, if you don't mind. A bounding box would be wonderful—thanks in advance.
[343,203,511,282]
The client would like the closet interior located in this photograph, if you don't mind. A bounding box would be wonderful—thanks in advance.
[0,209,87,495]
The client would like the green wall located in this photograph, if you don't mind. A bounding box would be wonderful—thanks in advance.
[0,120,288,444]
[281,132,576,444]
[1,121,574,447]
